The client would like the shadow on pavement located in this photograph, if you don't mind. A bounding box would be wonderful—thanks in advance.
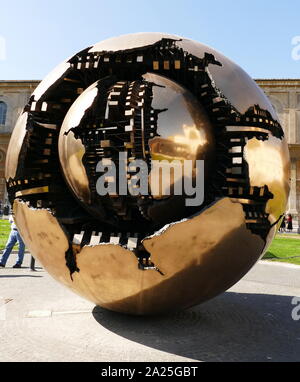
[0,274,43,278]
[92,291,300,362]
[264,251,300,260]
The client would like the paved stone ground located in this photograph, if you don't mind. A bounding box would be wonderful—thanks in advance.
[0,253,300,362]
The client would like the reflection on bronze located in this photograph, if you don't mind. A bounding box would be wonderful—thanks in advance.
[15,186,49,197]
[5,33,290,315]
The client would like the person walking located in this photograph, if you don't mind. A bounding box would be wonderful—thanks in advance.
[0,215,25,268]
[287,213,293,233]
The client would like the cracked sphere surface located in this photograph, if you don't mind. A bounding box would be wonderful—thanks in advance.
[5,33,290,315]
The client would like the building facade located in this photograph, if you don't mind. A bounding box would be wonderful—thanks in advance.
[0,81,39,209]
[256,79,300,230]
[1,79,300,229]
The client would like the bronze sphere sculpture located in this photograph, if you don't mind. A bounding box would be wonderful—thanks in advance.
[5,33,290,315]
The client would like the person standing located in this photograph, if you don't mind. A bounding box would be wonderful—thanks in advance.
[280,215,286,232]
[0,215,25,268]
[287,214,293,232]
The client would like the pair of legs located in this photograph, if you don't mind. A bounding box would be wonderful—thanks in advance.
[0,229,25,266]
[30,256,36,271]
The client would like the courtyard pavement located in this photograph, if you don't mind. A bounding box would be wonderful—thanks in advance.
[0,253,300,362]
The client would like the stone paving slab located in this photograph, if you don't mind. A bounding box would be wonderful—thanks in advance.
[0,254,300,362]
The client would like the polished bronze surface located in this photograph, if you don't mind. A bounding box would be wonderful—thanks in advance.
[5,33,290,315]
[59,82,99,204]
[5,112,28,181]
[244,135,290,227]
[14,198,264,315]
[89,33,277,119]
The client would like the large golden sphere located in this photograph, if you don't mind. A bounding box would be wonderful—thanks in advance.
[5,33,290,315]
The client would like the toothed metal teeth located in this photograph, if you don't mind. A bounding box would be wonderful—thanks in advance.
[72,231,84,245]
[127,237,138,250]
[109,235,121,245]
[89,232,102,245]
[72,231,140,249]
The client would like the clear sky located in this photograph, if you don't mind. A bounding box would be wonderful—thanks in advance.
[0,0,300,80]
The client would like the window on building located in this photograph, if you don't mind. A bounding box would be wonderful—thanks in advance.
[0,101,7,125]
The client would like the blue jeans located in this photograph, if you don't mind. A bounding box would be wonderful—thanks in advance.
[0,229,25,265]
